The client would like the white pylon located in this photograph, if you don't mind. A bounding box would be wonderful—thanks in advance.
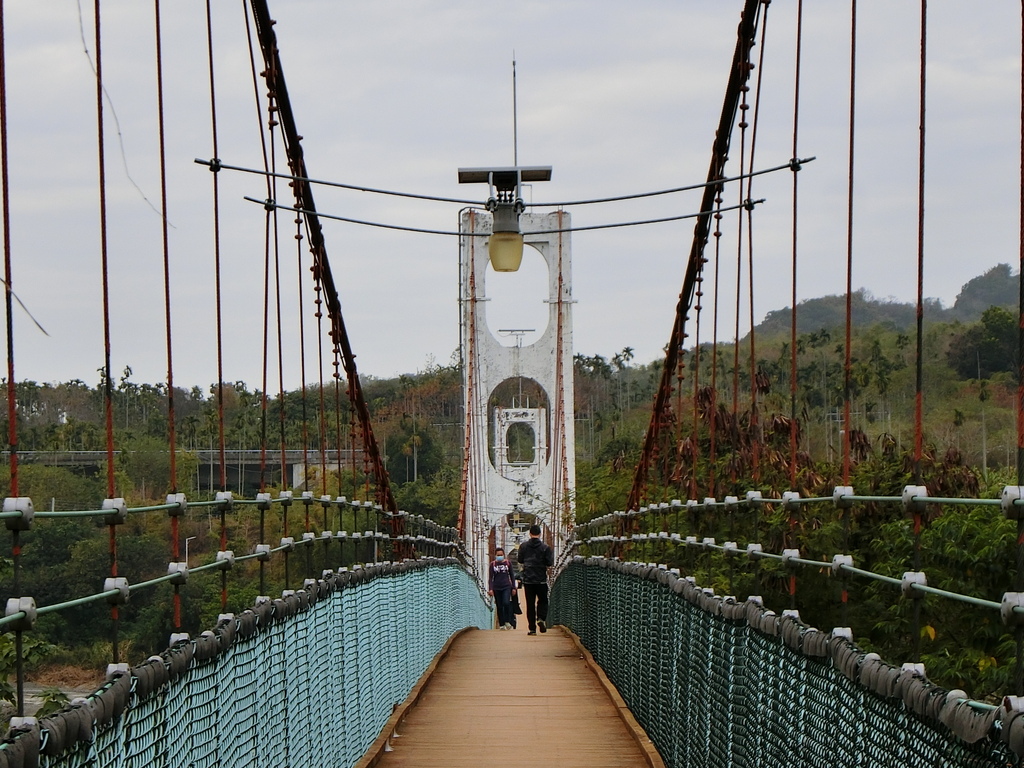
[458,209,576,579]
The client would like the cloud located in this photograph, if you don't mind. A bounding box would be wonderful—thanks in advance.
[0,0,1017,390]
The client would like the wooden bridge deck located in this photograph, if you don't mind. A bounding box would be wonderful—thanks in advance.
[363,625,663,768]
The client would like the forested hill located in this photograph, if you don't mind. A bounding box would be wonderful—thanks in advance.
[754,263,1018,337]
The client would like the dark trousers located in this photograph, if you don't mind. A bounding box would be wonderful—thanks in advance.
[494,588,514,627]
[524,583,548,631]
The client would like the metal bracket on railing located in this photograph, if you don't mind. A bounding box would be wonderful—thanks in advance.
[5,596,36,631]
[7,716,38,739]
[902,571,927,598]
[3,496,33,531]
[167,562,188,585]
[833,486,854,509]
[1003,486,1024,520]
[782,492,800,512]
[832,554,853,575]
[166,492,187,517]
[102,498,128,526]
[902,661,926,677]
[1002,593,1024,626]
[104,577,130,605]
[902,485,928,516]
[216,551,235,571]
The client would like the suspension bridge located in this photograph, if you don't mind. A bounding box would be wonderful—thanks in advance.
[0,0,1022,766]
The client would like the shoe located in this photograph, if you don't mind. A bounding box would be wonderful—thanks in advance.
[538,620,547,633]
[498,625,506,630]
[528,630,537,635]
[503,623,512,630]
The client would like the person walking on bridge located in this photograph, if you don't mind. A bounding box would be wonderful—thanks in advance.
[516,525,553,635]
[488,547,517,630]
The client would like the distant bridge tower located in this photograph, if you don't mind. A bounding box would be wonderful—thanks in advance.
[457,169,575,576]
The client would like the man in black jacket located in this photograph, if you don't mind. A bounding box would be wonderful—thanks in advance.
[516,524,554,635]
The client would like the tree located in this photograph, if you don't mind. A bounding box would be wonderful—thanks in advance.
[947,306,1017,379]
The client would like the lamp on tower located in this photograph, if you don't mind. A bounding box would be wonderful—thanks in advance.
[457,166,552,272]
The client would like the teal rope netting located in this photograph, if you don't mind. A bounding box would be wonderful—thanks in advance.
[551,558,1024,767]
[0,559,490,768]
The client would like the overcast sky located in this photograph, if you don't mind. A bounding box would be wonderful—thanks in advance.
[0,2,1019,391]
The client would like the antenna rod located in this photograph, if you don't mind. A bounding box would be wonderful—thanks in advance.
[512,55,518,165]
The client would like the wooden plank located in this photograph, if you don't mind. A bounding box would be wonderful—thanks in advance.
[365,626,665,768]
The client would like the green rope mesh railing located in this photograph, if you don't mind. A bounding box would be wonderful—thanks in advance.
[0,559,490,768]
[551,558,1024,767]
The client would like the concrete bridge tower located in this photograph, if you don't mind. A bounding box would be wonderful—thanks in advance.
[457,168,575,576]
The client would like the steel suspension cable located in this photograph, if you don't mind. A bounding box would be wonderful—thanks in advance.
[249,0,399,520]
[152,0,181,630]
[1,1,14,506]
[457,211,477,543]
[709,198,723,499]
[293,211,312,578]
[238,0,275,595]
[673,280,685,495]
[242,0,272,509]
[842,0,858,485]
[205,0,227,497]
[153,0,176,496]
[266,100,285,487]
[258,200,272,593]
[204,0,232,615]
[732,58,749,449]
[912,0,928,664]
[745,5,770,484]
[790,0,804,489]
[294,210,310,494]
[745,6,770,483]
[258,201,270,495]
[553,211,572,549]
[91,0,121,669]
[333,346,343,498]
[0,0,24,717]
[314,252,328,499]
[1017,0,1024,695]
[912,0,928,481]
[689,250,704,501]
[204,154,802,208]
[273,165,288,586]
[625,0,762,511]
